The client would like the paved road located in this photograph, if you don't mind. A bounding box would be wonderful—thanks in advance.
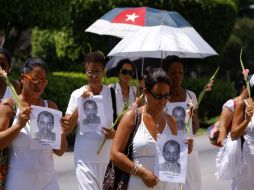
[54,135,232,190]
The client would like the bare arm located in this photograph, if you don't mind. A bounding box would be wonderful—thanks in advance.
[217,107,233,146]
[192,109,199,135]
[48,101,68,156]
[111,108,158,188]
[231,99,252,140]
[0,98,31,149]
[111,109,136,172]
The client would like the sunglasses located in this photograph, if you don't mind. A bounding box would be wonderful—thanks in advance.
[86,70,103,77]
[149,91,170,100]
[120,69,132,76]
[23,74,47,84]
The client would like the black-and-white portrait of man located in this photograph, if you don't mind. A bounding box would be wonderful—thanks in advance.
[159,140,181,174]
[172,106,186,131]
[35,111,56,141]
[83,99,101,125]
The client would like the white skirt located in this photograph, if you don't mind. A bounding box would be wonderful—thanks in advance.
[76,162,108,190]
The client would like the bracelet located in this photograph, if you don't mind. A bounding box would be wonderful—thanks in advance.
[129,162,142,175]
[129,162,136,175]
[133,163,142,175]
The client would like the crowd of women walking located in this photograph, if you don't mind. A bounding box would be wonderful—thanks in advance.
[0,48,253,190]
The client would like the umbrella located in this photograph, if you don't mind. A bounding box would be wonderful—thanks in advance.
[105,57,162,78]
[85,7,191,38]
[108,25,218,59]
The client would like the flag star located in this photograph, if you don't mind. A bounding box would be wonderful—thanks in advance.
[125,13,139,22]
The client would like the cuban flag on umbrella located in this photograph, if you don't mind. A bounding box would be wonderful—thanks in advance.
[85,7,191,38]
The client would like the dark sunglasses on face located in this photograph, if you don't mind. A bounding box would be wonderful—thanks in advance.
[149,91,170,100]
[120,69,132,76]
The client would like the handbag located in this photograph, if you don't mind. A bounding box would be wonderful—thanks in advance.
[103,108,141,190]
[0,102,17,190]
[207,121,221,146]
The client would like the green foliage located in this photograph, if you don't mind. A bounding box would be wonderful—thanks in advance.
[170,0,238,53]
[0,0,71,30]
[183,77,235,119]
[32,28,83,71]
[219,17,254,81]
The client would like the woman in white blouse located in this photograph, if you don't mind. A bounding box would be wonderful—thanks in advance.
[109,59,136,116]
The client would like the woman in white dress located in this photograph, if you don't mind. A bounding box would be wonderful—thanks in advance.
[65,52,115,190]
[163,56,201,190]
[0,47,21,102]
[111,67,193,190]
[0,58,71,190]
[230,75,254,190]
[217,79,248,147]
[109,59,136,116]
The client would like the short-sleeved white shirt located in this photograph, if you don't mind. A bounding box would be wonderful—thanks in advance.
[66,85,114,163]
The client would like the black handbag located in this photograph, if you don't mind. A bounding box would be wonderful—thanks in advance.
[103,108,141,190]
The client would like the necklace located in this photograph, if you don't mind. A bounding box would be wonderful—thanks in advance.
[144,106,163,127]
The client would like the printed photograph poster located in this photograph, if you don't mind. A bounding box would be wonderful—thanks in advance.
[30,105,62,150]
[155,134,188,184]
[78,95,105,134]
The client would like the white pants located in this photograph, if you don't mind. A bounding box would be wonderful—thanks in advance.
[76,162,108,190]
[182,148,202,190]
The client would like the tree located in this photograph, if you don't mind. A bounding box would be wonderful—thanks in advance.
[0,0,71,56]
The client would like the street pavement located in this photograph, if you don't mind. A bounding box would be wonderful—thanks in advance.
[54,135,232,190]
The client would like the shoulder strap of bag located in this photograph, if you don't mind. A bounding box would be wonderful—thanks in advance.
[185,89,192,100]
[110,87,117,122]
[125,108,141,158]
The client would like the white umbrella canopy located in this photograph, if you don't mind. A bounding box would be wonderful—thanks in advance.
[108,25,218,59]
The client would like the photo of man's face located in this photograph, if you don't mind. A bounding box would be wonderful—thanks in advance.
[83,100,101,125]
[163,142,180,163]
[36,111,55,141]
[160,140,181,174]
[84,101,97,119]
[172,106,186,131]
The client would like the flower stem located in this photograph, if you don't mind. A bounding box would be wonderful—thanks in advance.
[240,49,251,98]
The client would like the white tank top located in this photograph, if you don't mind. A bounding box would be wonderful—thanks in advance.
[0,86,12,102]
[8,100,54,171]
[132,113,173,160]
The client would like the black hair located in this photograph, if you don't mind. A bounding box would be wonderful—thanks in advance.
[37,111,54,124]
[84,51,106,68]
[163,140,180,154]
[144,67,170,92]
[83,100,98,111]
[165,55,185,72]
[116,59,133,72]
[234,74,246,96]
[21,58,48,74]
[0,47,11,66]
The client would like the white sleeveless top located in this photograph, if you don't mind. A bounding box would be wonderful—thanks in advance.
[164,90,197,137]
[6,100,60,190]
[127,113,178,190]
[0,86,12,102]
